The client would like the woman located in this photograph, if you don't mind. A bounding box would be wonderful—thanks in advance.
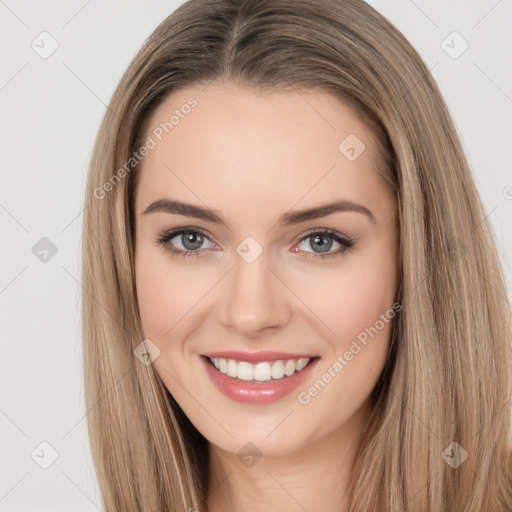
[81,0,512,510]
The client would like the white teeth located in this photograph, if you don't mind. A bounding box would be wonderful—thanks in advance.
[271,361,285,379]
[209,357,312,381]
[237,361,254,381]
[254,362,271,382]
[284,359,296,376]
[296,358,309,371]
[226,359,238,377]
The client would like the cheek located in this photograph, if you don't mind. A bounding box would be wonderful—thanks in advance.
[135,248,174,337]
[135,247,209,339]
[292,264,397,426]
[293,246,398,345]
[303,243,397,396]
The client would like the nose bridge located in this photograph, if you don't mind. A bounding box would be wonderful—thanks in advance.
[219,240,290,335]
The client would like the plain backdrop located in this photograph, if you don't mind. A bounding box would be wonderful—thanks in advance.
[0,1,511,510]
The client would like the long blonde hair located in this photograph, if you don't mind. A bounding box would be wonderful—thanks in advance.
[81,0,512,509]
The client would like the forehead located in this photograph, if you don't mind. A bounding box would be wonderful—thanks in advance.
[134,82,392,222]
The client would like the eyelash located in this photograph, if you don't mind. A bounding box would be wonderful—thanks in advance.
[154,227,356,261]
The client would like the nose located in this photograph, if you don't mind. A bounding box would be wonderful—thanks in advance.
[218,248,291,337]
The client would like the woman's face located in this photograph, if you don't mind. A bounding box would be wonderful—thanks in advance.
[134,81,398,458]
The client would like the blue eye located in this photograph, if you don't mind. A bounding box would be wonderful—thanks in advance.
[295,229,355,260]
[154,227,355,260]
[154,228,216,258]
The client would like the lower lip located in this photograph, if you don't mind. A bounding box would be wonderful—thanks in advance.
[200,356,320,404]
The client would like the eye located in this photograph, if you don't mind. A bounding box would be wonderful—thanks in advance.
[293,229,355,260]
[154,227,356,260]
[154,228,217,259]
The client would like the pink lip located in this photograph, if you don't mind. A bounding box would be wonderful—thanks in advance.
[200,355,320,404]
[201,350,317,364]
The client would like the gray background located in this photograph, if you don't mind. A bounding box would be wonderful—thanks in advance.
[0,0,511,510]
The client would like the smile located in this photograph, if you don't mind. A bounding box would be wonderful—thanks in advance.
[200,352,320,404]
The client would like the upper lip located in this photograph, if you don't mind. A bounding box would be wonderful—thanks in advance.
[201,351,318,364]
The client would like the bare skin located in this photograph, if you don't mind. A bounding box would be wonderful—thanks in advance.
[134,81,398,512]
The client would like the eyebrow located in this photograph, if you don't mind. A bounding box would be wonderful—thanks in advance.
[141,198,376,226]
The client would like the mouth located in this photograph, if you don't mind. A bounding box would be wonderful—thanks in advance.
[203,355,318,383]
[199,352,320,404]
